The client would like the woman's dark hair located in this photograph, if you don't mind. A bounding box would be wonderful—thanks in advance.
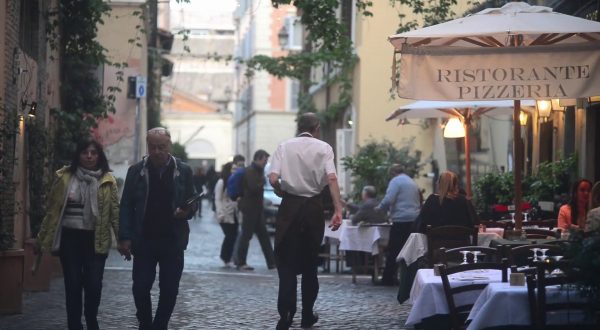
[568,179,592,225]
[69,139,110,174]
[220,162,234,192]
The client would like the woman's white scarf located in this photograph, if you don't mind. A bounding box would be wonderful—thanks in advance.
[75,167,102,222]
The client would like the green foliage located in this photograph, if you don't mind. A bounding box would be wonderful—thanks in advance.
[171,142,188,162]
[567,230,600,307]
[390,0,458,33]
[47,1,121,166]
[239,0,373,122]
[473,171,515,212]
[342,139,423,200]
[526,155,577,204]
[0,106,18,250]
[27,119,52,238]
[472,155,578,213]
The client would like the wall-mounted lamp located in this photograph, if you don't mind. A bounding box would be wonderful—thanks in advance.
[278,25,289,49]
[21,99,37,118]
[519,110,528,126]
[443,117,465,138]
[536,99,552,120]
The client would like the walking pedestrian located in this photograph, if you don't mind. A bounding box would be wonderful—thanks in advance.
[214,161,239,268]
[375,164,421,286]
[233,149,276,271]
[268,113,343,330]
[192,167,207,218]
[118,127,197,330]
[36,139,119,330]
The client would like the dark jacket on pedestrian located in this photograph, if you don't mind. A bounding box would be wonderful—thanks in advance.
[119,156,196,252]
[238,162,265,216]
[413,193,477,233]
[347,198,387,225]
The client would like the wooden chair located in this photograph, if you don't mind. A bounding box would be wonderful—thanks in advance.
[439,259,509,330]
[426,225,478,266]
[524,228,561,239]
[526,261,599,329]
[505,243,565,267]
[480,220,509,229]
[438,246,502,266]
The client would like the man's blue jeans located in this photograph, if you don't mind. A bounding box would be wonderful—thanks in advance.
[132,242,184,330]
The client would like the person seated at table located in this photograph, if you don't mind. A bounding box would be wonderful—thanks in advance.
[558,179,592,231]
[413,171,477,233]
[585,181,600,232]
[344,186,387,225]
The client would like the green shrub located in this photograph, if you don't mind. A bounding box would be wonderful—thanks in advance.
[342,139,423,200]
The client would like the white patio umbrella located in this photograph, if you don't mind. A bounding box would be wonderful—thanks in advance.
[388,2,600,229]
[386,100,536,197]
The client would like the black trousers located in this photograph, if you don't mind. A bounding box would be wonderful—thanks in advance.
[132,241,184,330]
[219,216,239,263]
[59,227,107,330]
[277,262,319,320]
[381,221,413,285]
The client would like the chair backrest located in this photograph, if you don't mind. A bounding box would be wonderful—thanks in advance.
[426,225,478,266]
[439,259,509,330]
[506,243,565,267]
[438,246,501,266]
[526,261,598,330]
[524,228,561,239]
[480,220,508,229]
[523,219,557,229]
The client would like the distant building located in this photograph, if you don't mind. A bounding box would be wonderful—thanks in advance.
[233,0,297,160]
[95,0,149,181]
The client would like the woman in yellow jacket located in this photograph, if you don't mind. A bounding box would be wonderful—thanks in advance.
[37,139,119,330]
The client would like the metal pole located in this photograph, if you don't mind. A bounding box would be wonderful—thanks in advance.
[513,100,523,230]
[134,97,141,162]
[464,112,472,198]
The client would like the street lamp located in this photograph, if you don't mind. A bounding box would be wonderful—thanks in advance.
[519,110,528,126]
[536,100,552,121]
[278,25,289,49]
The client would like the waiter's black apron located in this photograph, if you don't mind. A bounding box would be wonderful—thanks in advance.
[274,192,325,275]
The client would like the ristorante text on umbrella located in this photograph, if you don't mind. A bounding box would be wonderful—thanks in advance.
[436,65,590,99]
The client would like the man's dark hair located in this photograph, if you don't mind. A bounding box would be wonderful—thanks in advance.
[253,149,270,161]
[69,138,111,174]
[297,112,320,135]
[233,154,245,164]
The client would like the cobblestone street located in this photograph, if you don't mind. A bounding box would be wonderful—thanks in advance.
[0,201,411,329]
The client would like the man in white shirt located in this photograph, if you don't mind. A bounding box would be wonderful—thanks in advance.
[269,113,343,330]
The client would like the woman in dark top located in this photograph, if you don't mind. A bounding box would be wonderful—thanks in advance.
[414,171,477,233]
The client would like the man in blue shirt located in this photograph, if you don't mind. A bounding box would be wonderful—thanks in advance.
[376,164,421,286]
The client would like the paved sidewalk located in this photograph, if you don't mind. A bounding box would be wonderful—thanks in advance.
[0,201,412,329]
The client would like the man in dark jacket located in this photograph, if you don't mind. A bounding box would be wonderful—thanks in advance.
[233,149,276,271]
[346,185,387,225]
[118,127,196,330]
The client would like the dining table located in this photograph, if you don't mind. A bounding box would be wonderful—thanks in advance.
[323,220,391,283]
[466,282,586,330]
[395,231,504,304]
[405,268,506,327]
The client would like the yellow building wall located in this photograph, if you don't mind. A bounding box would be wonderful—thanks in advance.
[353,1,474,194]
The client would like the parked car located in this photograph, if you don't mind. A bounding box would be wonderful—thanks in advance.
[263,164,281,234]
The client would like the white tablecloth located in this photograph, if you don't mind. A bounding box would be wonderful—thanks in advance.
[396,232,503,266]
[406,268,505,326]
[323,220,390,255]
[466,282,586,330]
